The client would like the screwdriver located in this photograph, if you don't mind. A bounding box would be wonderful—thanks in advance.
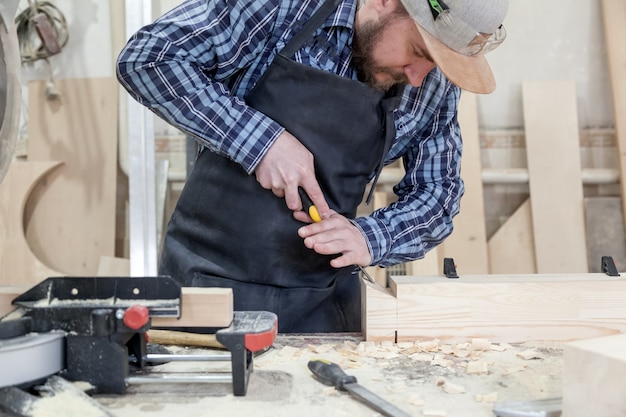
[298,187,376,284]
[308,359,413,417]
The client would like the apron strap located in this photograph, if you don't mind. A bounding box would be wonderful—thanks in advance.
[364,86,403,204]
[280,0,343,57]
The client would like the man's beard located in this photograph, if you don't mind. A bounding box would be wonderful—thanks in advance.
[352,16,410,91]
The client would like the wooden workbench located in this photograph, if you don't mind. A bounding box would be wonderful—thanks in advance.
[96,334,564,417]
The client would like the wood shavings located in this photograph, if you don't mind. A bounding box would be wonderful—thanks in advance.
[416,339,440,352]
[456,342,471,350]
[466,360,489,375]
[380,340,395,350]
[489,344,507,352]
[475,392,499,403]
[399,345,421,355]
[410,352,435,362]
[307,344,334,354]
[450,346,471,358]
[516,349,543,360]
[435,377,466,394]
[431,354,453,368]
[397,341,415,349]
[277,346,300,359]
[470,338,492,351]
[356,341,376,353]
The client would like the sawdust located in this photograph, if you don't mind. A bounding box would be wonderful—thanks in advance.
[97,337,564,417]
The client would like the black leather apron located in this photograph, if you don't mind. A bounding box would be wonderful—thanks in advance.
[159,0,401,333]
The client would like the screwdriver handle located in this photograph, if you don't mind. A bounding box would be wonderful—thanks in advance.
[298,186,322,223]
[308,359,357,391]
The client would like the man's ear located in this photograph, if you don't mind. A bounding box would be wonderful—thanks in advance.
[376,0,401,17]
[357,0,398,22]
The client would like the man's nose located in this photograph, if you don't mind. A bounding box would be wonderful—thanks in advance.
[404,62,435,87]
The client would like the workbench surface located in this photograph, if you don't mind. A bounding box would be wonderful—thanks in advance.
[97,334,563,417]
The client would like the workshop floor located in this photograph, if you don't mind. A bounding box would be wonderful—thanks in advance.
[97,335,564,417]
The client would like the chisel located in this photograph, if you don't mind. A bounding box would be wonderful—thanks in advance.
[298,187,376,284]
[308,359,413,417]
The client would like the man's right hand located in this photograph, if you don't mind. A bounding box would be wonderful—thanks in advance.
[255,130,330,220]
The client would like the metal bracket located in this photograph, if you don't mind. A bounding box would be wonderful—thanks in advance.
[443,258,459,279]
[601,256,620,277]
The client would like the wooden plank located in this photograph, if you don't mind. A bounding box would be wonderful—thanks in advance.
[151,287,233,328]
[522,81,588,273]
[365,190,391,287]
[602,0,626,237]
[585,197,626,272]
[360,279,397,341]
[362,274,626,343]
[97,256,130,276]
[439,92,489,273]
[0,286,27,317]
[0,161,62,286]
[487,199,536,274]
[563,334,626,417]
[25,78,118,276]
[1,285,233,328]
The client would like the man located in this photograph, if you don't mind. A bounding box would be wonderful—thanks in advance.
[117,0,508,333]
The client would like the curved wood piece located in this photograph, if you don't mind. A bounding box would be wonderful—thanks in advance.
[0,161,63,286]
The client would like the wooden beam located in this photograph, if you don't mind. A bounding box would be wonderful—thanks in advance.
[361,279,397,341]
[1,285,233,328]
[439,92,489,273]
[522,81,588,273]
[488,199,536,274]
[151,287,233,328]
[602,0,626,239]
[363,274,626,343]
[562,334,626,416]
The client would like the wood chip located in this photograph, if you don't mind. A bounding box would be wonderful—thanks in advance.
[307,344,333,354]
[277,346,300,359]
[471,338,492,351]
[416,339,440,352]
[400,345,421,355]
[410,352,434,362]
[475,392,499,403]
[435,377,466,394]
[380,340,396,350]
[397,341,415,349]
[451,347,471,358]
[490,344,507,352]
[431,354,453,368]
[516,349,543,360]
[466,360,489,375]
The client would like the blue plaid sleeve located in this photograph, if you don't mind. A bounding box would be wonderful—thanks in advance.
[353,71,465,267]
[116,0,285,173]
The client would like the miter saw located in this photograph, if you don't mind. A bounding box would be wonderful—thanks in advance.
[0,276,277,415]
[0,5,278,414]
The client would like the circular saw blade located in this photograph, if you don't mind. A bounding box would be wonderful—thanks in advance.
[0,332,65,388]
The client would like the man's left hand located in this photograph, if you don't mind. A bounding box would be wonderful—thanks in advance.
[295,211,372,268]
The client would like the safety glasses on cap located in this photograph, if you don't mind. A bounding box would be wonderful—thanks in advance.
[427,0,507,57]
